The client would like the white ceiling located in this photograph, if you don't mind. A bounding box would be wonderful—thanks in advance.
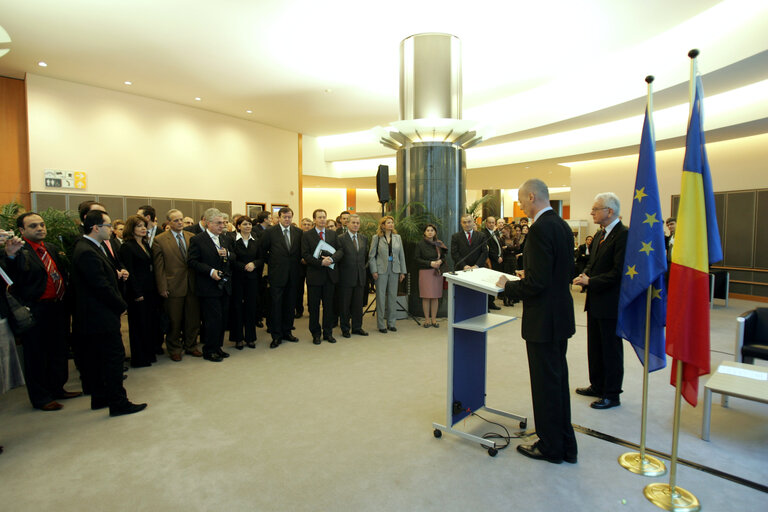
[1,0,767,167]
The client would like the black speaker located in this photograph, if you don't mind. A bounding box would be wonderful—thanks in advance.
[376,165,390,204]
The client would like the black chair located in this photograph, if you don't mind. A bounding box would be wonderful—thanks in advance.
[709,270,729,309]
[735,307,768,364]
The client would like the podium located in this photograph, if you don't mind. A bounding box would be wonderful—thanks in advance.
[432,268,528,456]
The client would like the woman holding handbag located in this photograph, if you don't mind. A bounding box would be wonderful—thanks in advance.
[415,224,446,327]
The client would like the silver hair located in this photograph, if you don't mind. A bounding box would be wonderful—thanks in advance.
[203,208,223,223]
[166,208,182,221]
[520,179,550,202]
[595,192,620,216]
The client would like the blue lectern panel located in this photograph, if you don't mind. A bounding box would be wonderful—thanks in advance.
[451,328,487,425]
[453,285,488,323]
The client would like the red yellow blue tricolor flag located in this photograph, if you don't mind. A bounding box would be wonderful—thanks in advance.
[666,67,723,407]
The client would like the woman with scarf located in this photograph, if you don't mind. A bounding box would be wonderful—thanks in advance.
[415,224,447,328]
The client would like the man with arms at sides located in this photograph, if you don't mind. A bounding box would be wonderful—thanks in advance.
[184,214,206,235]
[188,209,235,362]
[6,213,80,411]
[572,193,628,410]
[484,216,503,310]
[137,205,159,249]
[337,214,369,338]
[153,209,201,361]
[450,214,488,272]
[497,179,577,464]
[252,211,271,328]
[301,209,344,345]
[336,211,350,236]
[259,207,302,348]
[72,210,146,416]
[295,217,314,319]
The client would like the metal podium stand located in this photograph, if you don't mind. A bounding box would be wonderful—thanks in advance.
[432,268,528,457]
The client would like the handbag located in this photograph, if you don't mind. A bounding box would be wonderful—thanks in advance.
[5,289,35,336]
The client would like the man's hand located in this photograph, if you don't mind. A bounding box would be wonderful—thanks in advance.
[211,271,222,281]
[399,274,405,282]
[572,273,589,286]
[497,256,503,264]
[117,269,130,281]
[159,290,169,298]
[2,235,24,257]
[516,270,525,279]
[321,256,333,267]
[245,262,255,272]
[372,272,378,280]
[496,275,508,288]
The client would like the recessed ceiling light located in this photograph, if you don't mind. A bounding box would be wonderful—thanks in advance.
[194,97,201,101]
[124,81,132,86]
[246,110,253,114]
[37,61,47,67]
[324,89,332,93]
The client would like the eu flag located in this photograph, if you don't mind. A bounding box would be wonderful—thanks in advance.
[616,105,667,372]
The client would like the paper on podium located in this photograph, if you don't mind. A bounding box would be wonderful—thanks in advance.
[313,239,336,269]
[444,267,519,295]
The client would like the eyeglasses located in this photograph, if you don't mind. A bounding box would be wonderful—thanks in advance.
[97,223,112,228]
[590,207,609,213]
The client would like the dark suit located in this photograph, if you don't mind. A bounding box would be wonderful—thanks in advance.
[583,222,628,400]
[575,243,591,276]
[184,223,204,235]
[260,224,303,341]
[502,209,577,461]
[253,224,270,324]
[188,231,235,356]
[120,239,161,366]
[7,240,71,408]
[230,234,261,343]
[301,228,344,337]
[450,230,488,270]
[337,231,368,334]
[71,237,131,411]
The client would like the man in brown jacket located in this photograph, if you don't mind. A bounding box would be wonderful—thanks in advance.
[153,209,201,361]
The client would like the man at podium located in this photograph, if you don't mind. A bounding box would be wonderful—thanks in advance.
[497,179,577,465]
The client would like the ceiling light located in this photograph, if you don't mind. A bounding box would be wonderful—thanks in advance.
[194,97,201,101]
[0,24,10,59]
[246,110,253,114]
[37,61,47,67]
[124,81,132,85]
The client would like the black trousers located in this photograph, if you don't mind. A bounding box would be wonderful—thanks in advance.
[339,285,364,333]
[525,339,577,460]
[22,301,69,408]
[230,277,259,342]
[126,297,157,366]
[199,295,230,355]
[84,329,128,410]
[307,282,335,337]
[295,267,306,315]
[270,281,296,340]
[586,312,624,400]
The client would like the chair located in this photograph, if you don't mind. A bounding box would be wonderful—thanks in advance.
[709,270,729,309]
[735,308,768,364]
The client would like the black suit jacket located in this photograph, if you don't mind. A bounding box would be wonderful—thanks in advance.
[118,239,155,301]
[188,231,235,296]
[337,232,367,288]
[301,229,343,286]
[7,241,68,306]
[259,224,302,287]
[583,222,628,320]
[504,210,576,343]
[450,230,488,270]
[485,228,503,267]
[71,238,127,334]
[232,236,262,281]
[184,223,204,235]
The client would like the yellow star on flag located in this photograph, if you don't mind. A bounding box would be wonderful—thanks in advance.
[651,286,662,300]
[634,187,648,202]
[642,212,659,228]
[639,241,654,255]
[625,265,638,279]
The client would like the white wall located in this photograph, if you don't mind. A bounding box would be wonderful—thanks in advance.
[569,132,768,230]
[26,74,299,213]
[302,188,346,221]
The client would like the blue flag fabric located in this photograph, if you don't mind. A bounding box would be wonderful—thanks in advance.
[617,106,667,372]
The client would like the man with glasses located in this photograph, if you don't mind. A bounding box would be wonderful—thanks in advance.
[573,193,628,410]
[72,210,146,416]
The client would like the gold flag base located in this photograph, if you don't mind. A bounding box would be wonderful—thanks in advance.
[618,452,667,476]
[644,483,700,511]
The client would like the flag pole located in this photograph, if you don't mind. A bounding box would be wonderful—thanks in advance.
[619,75,666,478]
[644,50,702,512]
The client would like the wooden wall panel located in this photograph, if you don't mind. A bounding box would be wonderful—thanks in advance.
[0,77,30,208]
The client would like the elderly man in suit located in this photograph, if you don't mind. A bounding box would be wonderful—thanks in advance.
[497,179,577,464]
[573,192,628,410]
[188,208,235,362]
[72,210,146,417]
[450,214,488,272]
[301,209,344,345]
[259,207,303,348]
[153,209,201,361]
[6,213,80,411]
[484,216,504,310]
[337,214,369,338]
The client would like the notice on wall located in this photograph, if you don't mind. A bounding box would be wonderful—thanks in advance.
[44,169,87,190]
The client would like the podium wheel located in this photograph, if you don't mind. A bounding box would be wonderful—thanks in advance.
[488,448,498,457]
[519,421,527,429]
[433,429,442,438]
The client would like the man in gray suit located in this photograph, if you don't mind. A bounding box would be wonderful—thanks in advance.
[337,214,369,338]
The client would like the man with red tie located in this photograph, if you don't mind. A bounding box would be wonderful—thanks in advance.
[7,213,81,411]
[450,214,488,271]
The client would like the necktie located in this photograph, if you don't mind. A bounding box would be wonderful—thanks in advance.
[104,239,115,258]
[177,233,187,259]
[353,234,359,251]
[38,245,65,300]
[283,228,291,249]
[319,230,324,240]
[467,231,472,244]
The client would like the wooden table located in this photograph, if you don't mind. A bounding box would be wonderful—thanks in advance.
[701,361,768,441]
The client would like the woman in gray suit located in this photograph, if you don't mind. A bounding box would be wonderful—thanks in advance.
[368,216,407,333]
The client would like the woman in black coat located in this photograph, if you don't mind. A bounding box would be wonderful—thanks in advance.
[229,216,261,349]
[119,215,160,367]
[415,224,447,327]
[575,235,594,277]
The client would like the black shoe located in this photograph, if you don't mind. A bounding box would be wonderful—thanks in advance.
[255,320,264,328]
[564,453,578,464]
[218,350,230,358]
[488,302,501,310]
[313,336,321,345]
[575,386,601,397]
[516,442,562,464]
[235,342,244,350]
[294,311,302,318]
[388,326,397,332]
[324,335,337,344]
[155,347,165,355]
[270,339,281,349]
[203,352,223,362]
[246,341,256,349]
[341,331,351,338]
[282,334,299,342]
[352,329,369,336]
[109,402,147,417]
[91,401,108,410]
[379,329,387,334]
[590,398,620,410]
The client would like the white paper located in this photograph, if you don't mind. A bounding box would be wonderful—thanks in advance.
[717,365,768,381]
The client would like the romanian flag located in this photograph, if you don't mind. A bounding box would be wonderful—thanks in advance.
[666,74,723,407]
[617,104,667,372]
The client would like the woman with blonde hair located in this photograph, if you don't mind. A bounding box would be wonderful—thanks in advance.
[368,216,407,333]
